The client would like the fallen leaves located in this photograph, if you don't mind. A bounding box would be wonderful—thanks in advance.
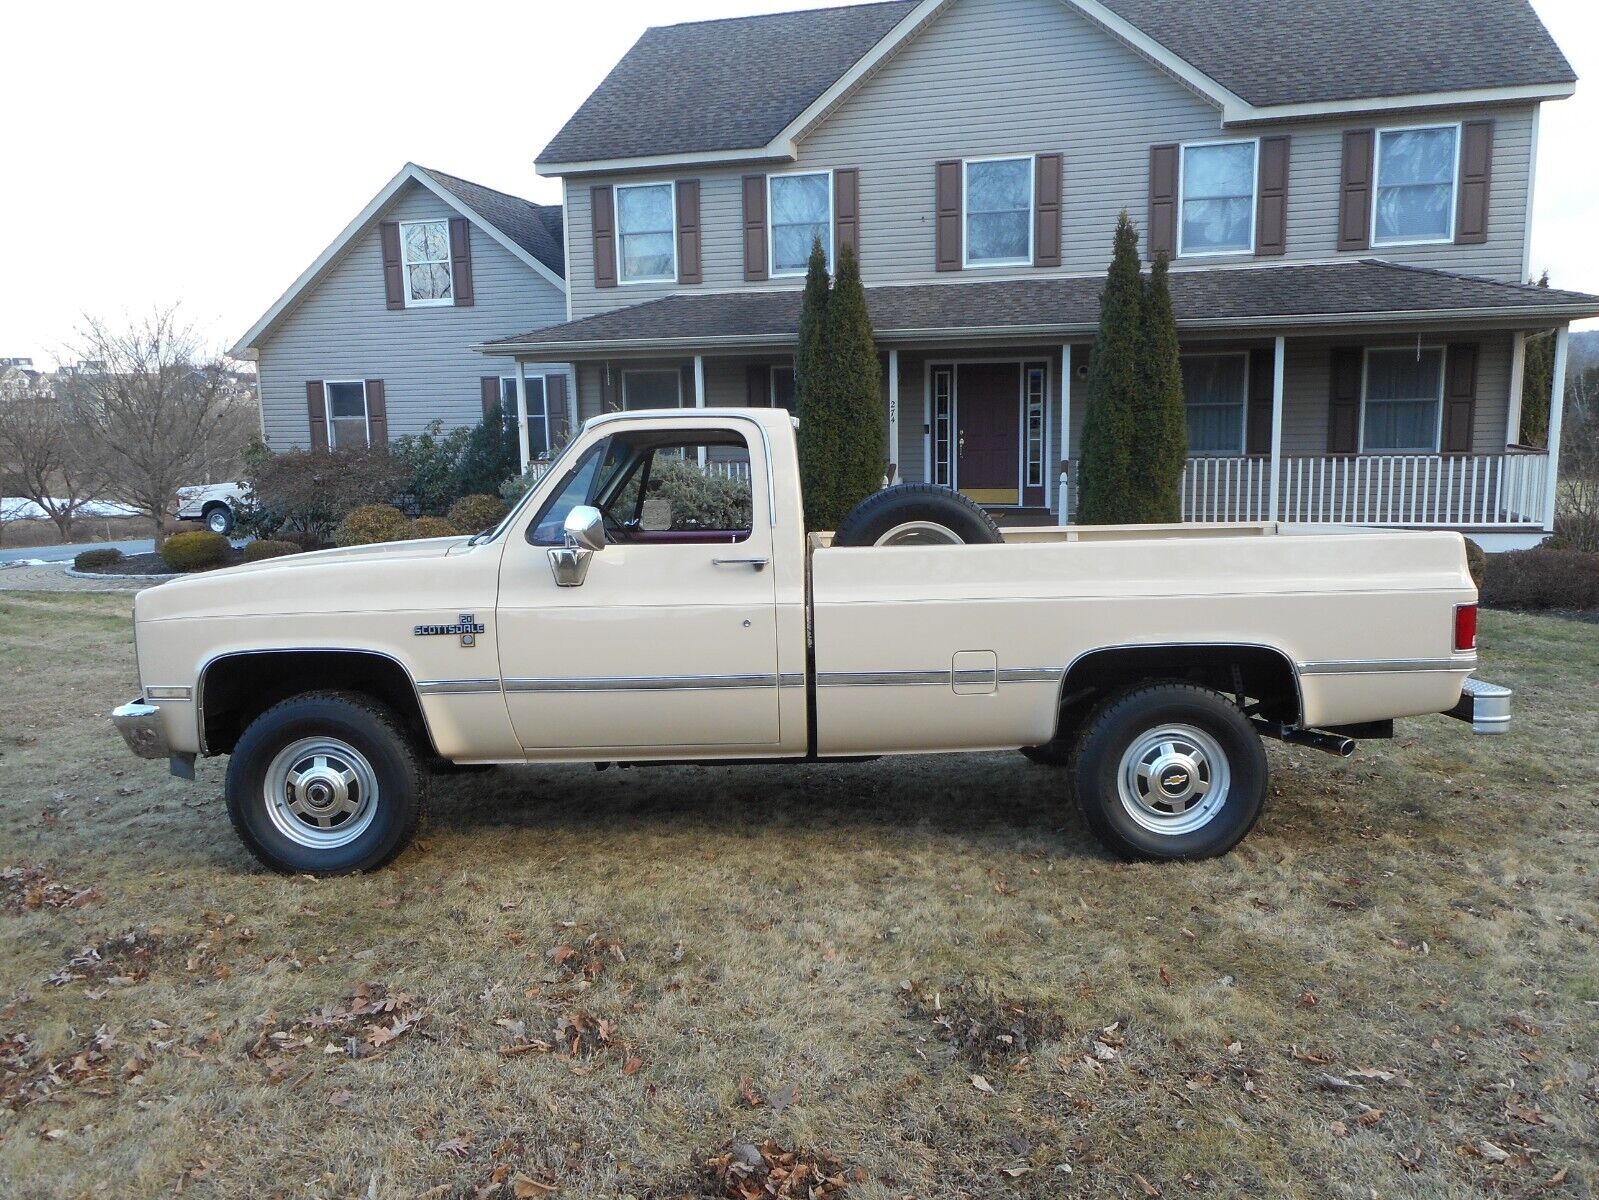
[45,929,159,989]
[1,865,99,914]
[970,1073,995,1095]
[248,982,426,1075]
[900,980,1065,1071]
[702,1140,848,1200]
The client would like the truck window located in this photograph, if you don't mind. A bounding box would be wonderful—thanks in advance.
[607,435,753,544]
[528,441,608,544]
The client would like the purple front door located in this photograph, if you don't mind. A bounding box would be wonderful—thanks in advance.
[956,363,1021,505]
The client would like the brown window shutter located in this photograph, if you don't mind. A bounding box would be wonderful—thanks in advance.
[1147,144,1178,258]
[448,218,474,306]
[1034,153,1062,267]
[1443,343,1478,453]
[1327,347,1362,454]
[481,376,501,420]
[675,180,702,284]
[591,186,617,288]
[934,160,962,272]
[1246,348,1275,454]
[1255,136,1289,256]
[365,380,388,446]
[742,175,768,282]
[746,363,772,407]
[546,374,570,445]
[1337,130,1375,251]
[1456,121,1494,245]
[379,223,405,310]
[306,380,328,450]
[834,168,860,260]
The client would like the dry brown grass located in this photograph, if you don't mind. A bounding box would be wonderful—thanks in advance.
[0,592,1594,1199]
[0,516,157,550]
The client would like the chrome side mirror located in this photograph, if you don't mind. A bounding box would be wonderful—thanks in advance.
[547,504,605,587]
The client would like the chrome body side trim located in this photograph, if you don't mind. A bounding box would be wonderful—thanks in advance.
[1299,656,1475,675]
[416,678,503,696]
[503,673,782,693]
[817,666,1062,688]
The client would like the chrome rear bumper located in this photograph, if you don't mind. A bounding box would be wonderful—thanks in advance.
[112,699,171,759]
[1447,677,1512,735]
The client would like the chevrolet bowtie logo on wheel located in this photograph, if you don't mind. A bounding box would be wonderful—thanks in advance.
[413,614,485,647]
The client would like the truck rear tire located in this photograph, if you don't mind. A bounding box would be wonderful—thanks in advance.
[203,504,234,536]
[225,691,427,875]
[1070,683,1266,861]
[832,484,1004,547]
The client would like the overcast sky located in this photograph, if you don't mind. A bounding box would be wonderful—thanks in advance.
[2,0,1595,367]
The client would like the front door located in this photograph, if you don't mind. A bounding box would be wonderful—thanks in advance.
[956,363,1021,506]
[495,425,782,755]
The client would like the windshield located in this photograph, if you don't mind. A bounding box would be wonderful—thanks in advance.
[471,434,588,545]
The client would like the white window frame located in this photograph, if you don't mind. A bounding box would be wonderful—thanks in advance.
[322,380,370,449]
[1371,122,1461,248]
[500,375,553,458]
[1178,351,1250,456]
[621,367,683,410]
[1176,138,1260,259]
[1359,345,1446,455]
[767,170,834,277]
[962,154,1035,269]
[396,219,454,308]
[614,181,678,285]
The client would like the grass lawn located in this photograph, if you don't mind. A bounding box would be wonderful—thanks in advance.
[0,592,1595,1199]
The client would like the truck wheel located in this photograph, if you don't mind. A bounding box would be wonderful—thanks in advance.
[204,504,234,535]
[832,484,1004,547]
[225,691,427,875]
[1071,683,1266,861]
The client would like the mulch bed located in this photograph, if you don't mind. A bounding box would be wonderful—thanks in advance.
[76,549,245,577]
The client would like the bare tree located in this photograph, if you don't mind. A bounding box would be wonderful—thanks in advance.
[0,376,107,541]
[65,309,258,538]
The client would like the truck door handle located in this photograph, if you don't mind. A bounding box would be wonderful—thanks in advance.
[713,557,769,571]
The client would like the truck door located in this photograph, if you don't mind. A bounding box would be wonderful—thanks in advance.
[495,421,782,754]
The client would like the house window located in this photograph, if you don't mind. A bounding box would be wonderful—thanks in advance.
[500,377,553,459]
[1024,365,1046,488]
[615,183,676,283]
[771,366,796,412]
[398,220,453,305]
[1363,348,1443,452]
[1374,126,1458,245]
[1180,354,1248,455]
[964,157,1033,266]
[622,368,682,410]
[769,172,832,275]
[1179,141,1257,256]
[324,381,369,449]
[931,367,953,485]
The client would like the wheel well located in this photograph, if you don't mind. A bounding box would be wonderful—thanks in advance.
[200,650,434,756]
[201,501,228,513]
[1057,644,1302,730]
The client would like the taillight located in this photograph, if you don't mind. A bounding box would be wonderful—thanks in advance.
[1454,603,1478,653]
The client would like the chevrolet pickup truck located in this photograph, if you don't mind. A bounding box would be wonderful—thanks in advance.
[113,407,1509,875]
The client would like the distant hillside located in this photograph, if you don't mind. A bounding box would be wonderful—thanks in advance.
[1570,329,1599,372]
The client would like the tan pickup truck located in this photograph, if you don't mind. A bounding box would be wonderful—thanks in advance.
[114,407,1508,875]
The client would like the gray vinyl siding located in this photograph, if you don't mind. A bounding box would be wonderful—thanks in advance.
[563,0,1536,320]
[257,183,568,449]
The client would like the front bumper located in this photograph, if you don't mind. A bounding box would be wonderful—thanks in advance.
[112,699,171,759]
[1447,677,1513,735]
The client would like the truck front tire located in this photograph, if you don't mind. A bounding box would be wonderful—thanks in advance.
[1071,683,1266,861]
[225,691,427,875]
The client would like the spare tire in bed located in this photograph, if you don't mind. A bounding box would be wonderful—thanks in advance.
[832,484,1005,547]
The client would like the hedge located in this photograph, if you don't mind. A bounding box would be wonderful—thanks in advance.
[334,504,412,547]
[446,494,507,533]
[1480,549,1599,611]
[160,531,230,571]
[73,547,123,571]
[410,516,460,539]
[243,539,300,563]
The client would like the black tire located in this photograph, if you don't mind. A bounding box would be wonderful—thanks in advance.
[1020,741,1073,766]
[225,691,427,875]
[204,504,234,536]
[1071,683,1266,861]
[832,484,1004,547]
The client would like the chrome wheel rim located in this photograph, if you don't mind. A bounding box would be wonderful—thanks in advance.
[207,510,228,533]
[1116,723,1230,836]
[874,520,964,546]
[263,737,380,850]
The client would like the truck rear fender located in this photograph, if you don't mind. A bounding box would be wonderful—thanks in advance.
[198,649,435,758]
[1056,643,1303,729]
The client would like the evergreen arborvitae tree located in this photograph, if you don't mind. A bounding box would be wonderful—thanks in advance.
[794,237,837,529]
[450,400,520,502]
[1134,253,1187,522]
[815,241,885,529]
[1520,275,1555,446]
[1076,212,1146,524]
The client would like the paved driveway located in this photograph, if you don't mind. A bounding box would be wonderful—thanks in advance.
[0,538,157,565]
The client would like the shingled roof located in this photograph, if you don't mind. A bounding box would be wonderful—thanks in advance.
[536,0,1575,167]
[484,261,1599,353]
[419,167,565,277]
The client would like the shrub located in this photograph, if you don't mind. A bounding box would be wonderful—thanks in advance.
[447,494,508,533]
[242,539,300,563]
[391,421,473,516]
[334,504,412,547]
[451,402,521,500]
[1480,548,1599,611]
[1463,538,1487,590]
[244,446,414,545]
[648,459,753,530]
[410,516,460,539]
[73,547,123,571]
[500,467,543,505]
[160,530,230,571]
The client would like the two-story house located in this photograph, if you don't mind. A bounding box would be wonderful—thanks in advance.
[483,0,1599,549]
[233,163,573,467]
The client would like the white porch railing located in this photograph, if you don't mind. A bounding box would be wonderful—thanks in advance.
[1063,451,1550,529]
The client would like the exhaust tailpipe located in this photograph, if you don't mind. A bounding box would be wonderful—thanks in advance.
[1252,719,1357,758]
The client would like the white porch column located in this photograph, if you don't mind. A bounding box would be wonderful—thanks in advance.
[514,359,531,473]
[694,355,707,467]
[1506,331,1527,445]
[1542,324,1569,533]
[1268,335,1286,523]
[1058,344,1072,520]
[887,350,900,484]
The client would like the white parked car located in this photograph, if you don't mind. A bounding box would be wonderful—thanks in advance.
[172,482,245,535]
